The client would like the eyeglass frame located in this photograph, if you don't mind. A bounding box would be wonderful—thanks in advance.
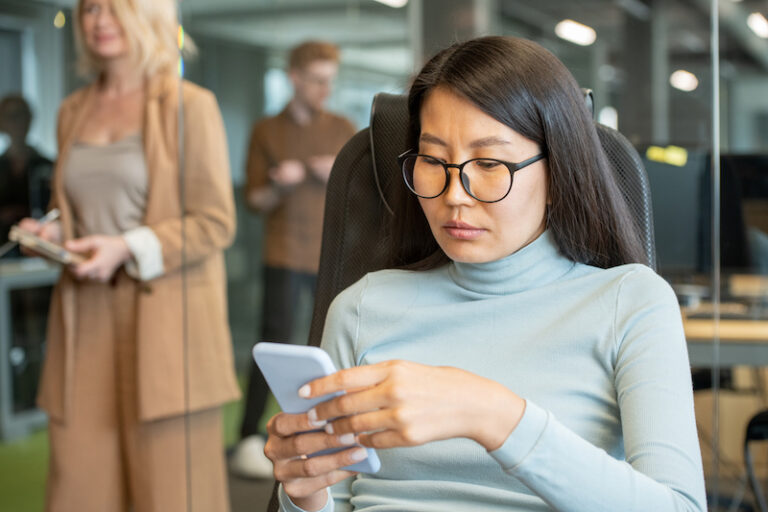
[397,150,547,203]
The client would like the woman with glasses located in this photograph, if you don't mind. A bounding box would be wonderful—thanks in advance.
[266,36,706,512]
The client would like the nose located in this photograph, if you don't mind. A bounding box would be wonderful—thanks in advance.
[443,168,474,206]
[95,6,113,25]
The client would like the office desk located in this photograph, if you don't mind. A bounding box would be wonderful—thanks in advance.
[685,318,768,367]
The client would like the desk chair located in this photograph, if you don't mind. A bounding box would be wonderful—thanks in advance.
[265,91,656,511]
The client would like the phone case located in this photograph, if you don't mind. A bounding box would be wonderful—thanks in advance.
[252,342,381,473]
[252,342,343,414]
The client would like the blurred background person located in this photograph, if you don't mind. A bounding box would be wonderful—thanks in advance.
[230,40,356,479]
[17,0,240,510]
[0,94,52,256]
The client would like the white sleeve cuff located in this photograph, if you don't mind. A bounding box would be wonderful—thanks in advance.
[278,484,333,512]
[122,226,164,281]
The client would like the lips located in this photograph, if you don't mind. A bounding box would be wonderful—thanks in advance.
[95,34,118,43]
[443,220,485,240]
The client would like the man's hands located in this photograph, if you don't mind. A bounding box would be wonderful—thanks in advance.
[248,155,336,212]
[306,155,335,183]
[269,159,306,187]
[268,155,335,186]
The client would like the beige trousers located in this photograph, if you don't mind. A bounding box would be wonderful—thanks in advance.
[45,273,230,512]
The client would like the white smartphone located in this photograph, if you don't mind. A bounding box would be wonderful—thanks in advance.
[252,342,381,473]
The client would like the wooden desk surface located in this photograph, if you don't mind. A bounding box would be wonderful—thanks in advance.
[684,318,768,342]
[684,317,768,366]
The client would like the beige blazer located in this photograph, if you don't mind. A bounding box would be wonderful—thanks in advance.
[38,73,241,422]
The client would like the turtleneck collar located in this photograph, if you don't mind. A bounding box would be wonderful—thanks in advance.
[447,230,575,296]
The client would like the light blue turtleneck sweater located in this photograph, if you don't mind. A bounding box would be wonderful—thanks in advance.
[279,231,706,512]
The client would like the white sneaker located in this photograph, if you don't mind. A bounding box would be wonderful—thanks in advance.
[230,435,274,479]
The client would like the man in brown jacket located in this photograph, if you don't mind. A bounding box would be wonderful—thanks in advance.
[231,40,356,478]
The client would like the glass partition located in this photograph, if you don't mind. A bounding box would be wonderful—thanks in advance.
[1,0,760,510]
[714,1,768,509]
[498,3,721,505]
[0,2,70,509]
[0,0,192,509]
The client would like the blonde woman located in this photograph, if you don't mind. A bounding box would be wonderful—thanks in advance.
[18,0,239,510]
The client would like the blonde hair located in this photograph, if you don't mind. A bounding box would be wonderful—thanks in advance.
[74,0,193,77]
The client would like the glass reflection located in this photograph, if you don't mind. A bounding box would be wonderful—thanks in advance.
[6,0,768,509]
[1,0,238,510]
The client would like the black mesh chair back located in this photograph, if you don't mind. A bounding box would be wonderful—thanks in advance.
[266,92,656,511]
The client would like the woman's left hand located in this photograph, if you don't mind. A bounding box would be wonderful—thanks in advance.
[66,235,131,282]
[302,360,526,452]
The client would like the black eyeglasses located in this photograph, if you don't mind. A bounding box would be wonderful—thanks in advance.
[398,151,546,203]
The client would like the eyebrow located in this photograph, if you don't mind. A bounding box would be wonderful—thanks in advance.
[419,133,512,149]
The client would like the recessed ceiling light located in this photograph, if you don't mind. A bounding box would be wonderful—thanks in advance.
[555,19,596,46]
[598,106,618,129]
[670,70,698,92]
[747,12,768,38]
[373,0,408,7]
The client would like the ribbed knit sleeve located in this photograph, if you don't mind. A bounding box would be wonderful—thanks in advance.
[489,266,706,511]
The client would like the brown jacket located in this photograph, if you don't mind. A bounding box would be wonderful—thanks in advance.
[37,74,241,422]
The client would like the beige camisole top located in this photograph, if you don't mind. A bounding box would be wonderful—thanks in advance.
[64,134,148,238]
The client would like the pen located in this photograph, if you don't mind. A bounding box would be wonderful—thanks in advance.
[0,208,61,259]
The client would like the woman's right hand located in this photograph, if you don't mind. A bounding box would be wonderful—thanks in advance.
[17,217,62,256]
[265,411,368,511]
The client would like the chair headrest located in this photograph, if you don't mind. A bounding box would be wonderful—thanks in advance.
[369,92,409,215]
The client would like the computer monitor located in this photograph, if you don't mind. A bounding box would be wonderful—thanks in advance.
[643,149,709,278]
[644,151,768,280]
[722,154,768,276]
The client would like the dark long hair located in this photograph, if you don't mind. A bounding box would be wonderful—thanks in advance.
[387,36,646,270]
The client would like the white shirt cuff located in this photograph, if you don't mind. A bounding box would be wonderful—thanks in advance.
[122,226,164,281]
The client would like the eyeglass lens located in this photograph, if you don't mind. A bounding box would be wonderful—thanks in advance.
[402,156,512,202]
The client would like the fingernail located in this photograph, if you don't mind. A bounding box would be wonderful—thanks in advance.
[307,408,326,428]
[338,433,355,445]
[324,423,334,434]
[350,448,367,462]
[298,385,311,398]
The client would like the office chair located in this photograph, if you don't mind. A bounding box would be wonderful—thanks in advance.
[265,92,656,511]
